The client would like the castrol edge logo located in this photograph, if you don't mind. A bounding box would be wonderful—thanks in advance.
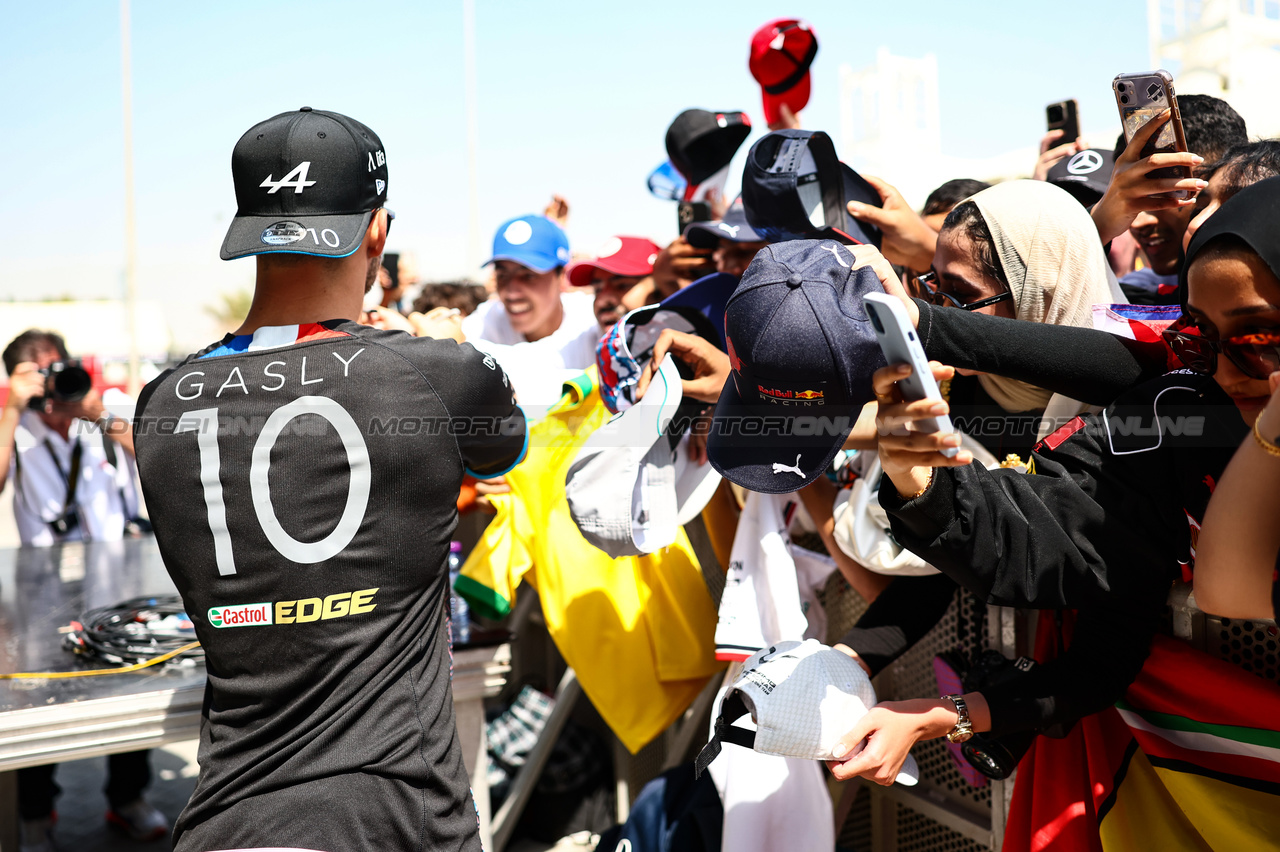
[207,588,378,628]
[208,602,272,628]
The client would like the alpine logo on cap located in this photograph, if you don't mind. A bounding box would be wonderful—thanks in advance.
[260,162,316,194]
[261,221,307,245]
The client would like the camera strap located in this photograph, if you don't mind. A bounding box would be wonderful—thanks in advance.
[43,437,83,520]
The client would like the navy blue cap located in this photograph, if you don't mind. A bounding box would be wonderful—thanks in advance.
[707,239,887,493]
[741,130,882,249]
[485,214,571,273]
[683,196,766,250]
[660,271,738,348]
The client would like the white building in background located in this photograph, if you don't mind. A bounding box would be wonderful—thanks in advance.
[836,5,1280,210]
[838,49,1042,208]
[837,48,942,206]
[1149,0,1280,139]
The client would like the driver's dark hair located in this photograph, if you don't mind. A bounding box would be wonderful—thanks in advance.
[923,179,991,217]
[3,330,68,376]
[939,201,1008,288]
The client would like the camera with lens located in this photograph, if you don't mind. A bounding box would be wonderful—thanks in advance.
[29,360,93,411]
[947,649,1055,780]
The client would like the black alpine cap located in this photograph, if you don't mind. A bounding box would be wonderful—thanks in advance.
[707,239,887,493]
[741,129,882,248]
[221,107,389,261]
[665,109,753,187]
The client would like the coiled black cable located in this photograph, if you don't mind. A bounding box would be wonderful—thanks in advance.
[62,595,204,667]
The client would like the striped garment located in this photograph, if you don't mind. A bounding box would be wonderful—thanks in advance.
[1004,621,1280,851]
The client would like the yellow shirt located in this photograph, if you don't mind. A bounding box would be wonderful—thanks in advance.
[457,370,723,753]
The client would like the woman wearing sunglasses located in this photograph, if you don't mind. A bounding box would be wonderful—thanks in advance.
[829,180,1119,700]
[827,176,1280,792]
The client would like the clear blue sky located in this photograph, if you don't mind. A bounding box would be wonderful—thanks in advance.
[0,0,1150,347]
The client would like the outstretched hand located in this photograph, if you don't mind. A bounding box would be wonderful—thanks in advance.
[846,175,937,272]
[873,361,972,499]
[1090,109,1206,245]
[1032,129,1080,182]
[635,329,729,404]
[848,245,920,328]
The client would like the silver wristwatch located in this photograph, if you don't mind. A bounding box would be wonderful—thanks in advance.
[942,694,973,743]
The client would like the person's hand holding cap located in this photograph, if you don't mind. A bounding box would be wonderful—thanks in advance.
[846,176,938,272]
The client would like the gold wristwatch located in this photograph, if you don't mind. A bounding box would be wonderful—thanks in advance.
[942,694,973,743]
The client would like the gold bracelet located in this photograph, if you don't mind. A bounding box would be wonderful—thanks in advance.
[1253,417,1280,458]
[901,468,933,500]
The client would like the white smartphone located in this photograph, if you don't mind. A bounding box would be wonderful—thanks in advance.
[863,292,958,457]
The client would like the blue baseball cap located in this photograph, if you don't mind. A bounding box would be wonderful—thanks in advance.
[485,214,570,273]
[707,239,887,493]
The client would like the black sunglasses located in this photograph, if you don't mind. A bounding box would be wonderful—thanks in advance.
[1162,326,1280,380]
[914,271,1013,312]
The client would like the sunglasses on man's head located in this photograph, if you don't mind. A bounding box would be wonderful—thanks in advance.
[913,271,1013,312]
[1162,325,1280,380]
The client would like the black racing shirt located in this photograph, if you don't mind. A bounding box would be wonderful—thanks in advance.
[880,371,1245,735]
[133,320,526,852]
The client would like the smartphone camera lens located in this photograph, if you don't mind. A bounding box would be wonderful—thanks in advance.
[1047,105,1063,122]
[866,303,884,333]
[1120,94,1130,104]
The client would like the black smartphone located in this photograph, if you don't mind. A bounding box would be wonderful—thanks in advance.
[677,201,712,231]
[1046,99,1080,144]
[382,252,400,289]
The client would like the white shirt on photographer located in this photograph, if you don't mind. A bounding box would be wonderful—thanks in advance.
[9,409,135,546]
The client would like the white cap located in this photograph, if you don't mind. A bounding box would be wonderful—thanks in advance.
[566,354,720,557]
[696,639,919,785]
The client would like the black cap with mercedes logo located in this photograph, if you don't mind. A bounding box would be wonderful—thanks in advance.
[220,107,389,261]
[1047,148,1114,208]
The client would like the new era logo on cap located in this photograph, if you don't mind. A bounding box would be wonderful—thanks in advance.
[220,107,389,261]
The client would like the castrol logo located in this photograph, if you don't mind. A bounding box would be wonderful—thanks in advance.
[207,602,273,628]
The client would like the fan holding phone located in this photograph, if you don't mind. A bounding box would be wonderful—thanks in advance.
[1090,72,1248,303]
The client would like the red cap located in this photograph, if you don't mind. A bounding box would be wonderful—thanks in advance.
[566,236,662,287]
[748,19,818,127]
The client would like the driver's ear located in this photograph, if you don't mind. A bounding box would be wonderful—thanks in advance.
[365,210,389,258]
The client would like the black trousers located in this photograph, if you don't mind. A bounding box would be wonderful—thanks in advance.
[17,749,152,819]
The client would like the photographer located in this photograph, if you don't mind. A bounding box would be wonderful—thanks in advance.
[1,330,137,545]
[2,329,164,849]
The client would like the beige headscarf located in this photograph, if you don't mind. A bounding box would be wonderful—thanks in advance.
[965,180,1114,412]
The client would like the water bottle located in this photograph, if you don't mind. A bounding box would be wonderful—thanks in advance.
[448,541,471,646]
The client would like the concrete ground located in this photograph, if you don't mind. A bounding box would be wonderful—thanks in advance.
[39,740,198,852]
[43,739,594,852]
